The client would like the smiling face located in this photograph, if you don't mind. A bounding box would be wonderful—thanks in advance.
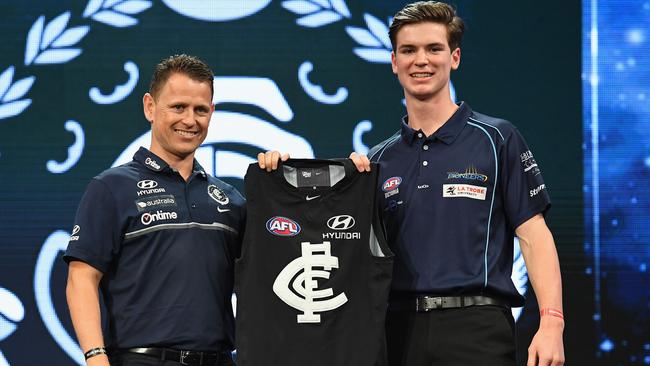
[143,72,214,163]
[391,21,461,103]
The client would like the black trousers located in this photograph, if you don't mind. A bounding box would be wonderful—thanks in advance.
[109,352,236,366]
[386,305,516,366]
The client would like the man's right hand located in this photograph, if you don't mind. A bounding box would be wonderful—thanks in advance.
[257,151,289,172]
[349,152,371,172]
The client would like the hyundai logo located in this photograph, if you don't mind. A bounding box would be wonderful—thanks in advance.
[327,215,355,230]
[137,180,158,189]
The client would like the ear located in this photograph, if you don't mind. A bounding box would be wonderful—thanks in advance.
[451,47,461,71]
[143,93,155,123]
[391,51,398,74]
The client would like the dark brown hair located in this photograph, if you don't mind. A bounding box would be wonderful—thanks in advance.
[389,1,465,51]
[149,54,214,99]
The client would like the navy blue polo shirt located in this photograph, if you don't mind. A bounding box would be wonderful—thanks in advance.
[64,147,245,351]
[369,102,550,306]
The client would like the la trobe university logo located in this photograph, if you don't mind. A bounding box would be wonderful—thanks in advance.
[273,241,348,323]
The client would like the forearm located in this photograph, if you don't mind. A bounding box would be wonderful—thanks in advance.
[517,215,564,326]
[517,214,565,365]
[66,265,109,365]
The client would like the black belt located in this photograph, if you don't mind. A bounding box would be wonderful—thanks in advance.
[389,295,509,312]
[120,347,230,366]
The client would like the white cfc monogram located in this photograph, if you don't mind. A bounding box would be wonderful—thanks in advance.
[273,241,348,323]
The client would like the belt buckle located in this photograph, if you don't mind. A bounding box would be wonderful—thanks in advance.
[416,296,443,312]
[179,350,200,366]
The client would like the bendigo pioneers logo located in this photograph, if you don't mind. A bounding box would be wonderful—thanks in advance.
[447,166,488,182]
[266,216,301,236]
[273,241,348,323]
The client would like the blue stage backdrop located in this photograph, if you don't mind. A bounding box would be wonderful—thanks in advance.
[0,0,630,365]
[583,0,650,364]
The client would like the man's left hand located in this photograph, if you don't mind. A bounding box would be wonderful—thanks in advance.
[527,316,565,366]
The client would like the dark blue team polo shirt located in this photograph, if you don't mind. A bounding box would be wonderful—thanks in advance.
[64,147,245,351]
[369,102,550,306]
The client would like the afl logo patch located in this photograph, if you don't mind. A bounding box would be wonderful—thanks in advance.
[266,216,301,236]
[382,176,402,192]
[208,185,229,205]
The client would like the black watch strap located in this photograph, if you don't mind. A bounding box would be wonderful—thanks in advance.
[84,347,107,360]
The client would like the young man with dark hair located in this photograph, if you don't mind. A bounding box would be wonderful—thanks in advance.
[349,2,565,365]
[65,54,244,366]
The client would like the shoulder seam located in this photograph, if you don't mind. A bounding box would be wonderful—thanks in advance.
[468,116,505,141]
[369,134,400,162]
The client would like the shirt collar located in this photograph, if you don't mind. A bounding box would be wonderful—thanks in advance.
[400,102,472,145]
[192,160,207,178]
[133,147,207,178]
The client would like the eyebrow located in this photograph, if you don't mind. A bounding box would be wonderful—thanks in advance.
[398,42,446,49]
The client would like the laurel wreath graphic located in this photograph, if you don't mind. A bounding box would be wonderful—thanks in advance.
[0,0,393,121]
[0,0,151,121]
[281,0,392,63]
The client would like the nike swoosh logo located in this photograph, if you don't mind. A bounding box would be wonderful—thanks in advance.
[306,195,321,201]
[217,207,231,213]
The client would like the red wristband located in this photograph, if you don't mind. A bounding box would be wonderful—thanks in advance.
[540,308,564,320]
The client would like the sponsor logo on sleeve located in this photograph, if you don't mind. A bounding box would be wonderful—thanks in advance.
[443,184,487,200]
[141,210,178,225]
[267,216,301,236]
[134,195,177,212]
[520,150,541,176]
[69,225,80,241]
[530,184,546,197]
[208,185,230,205]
